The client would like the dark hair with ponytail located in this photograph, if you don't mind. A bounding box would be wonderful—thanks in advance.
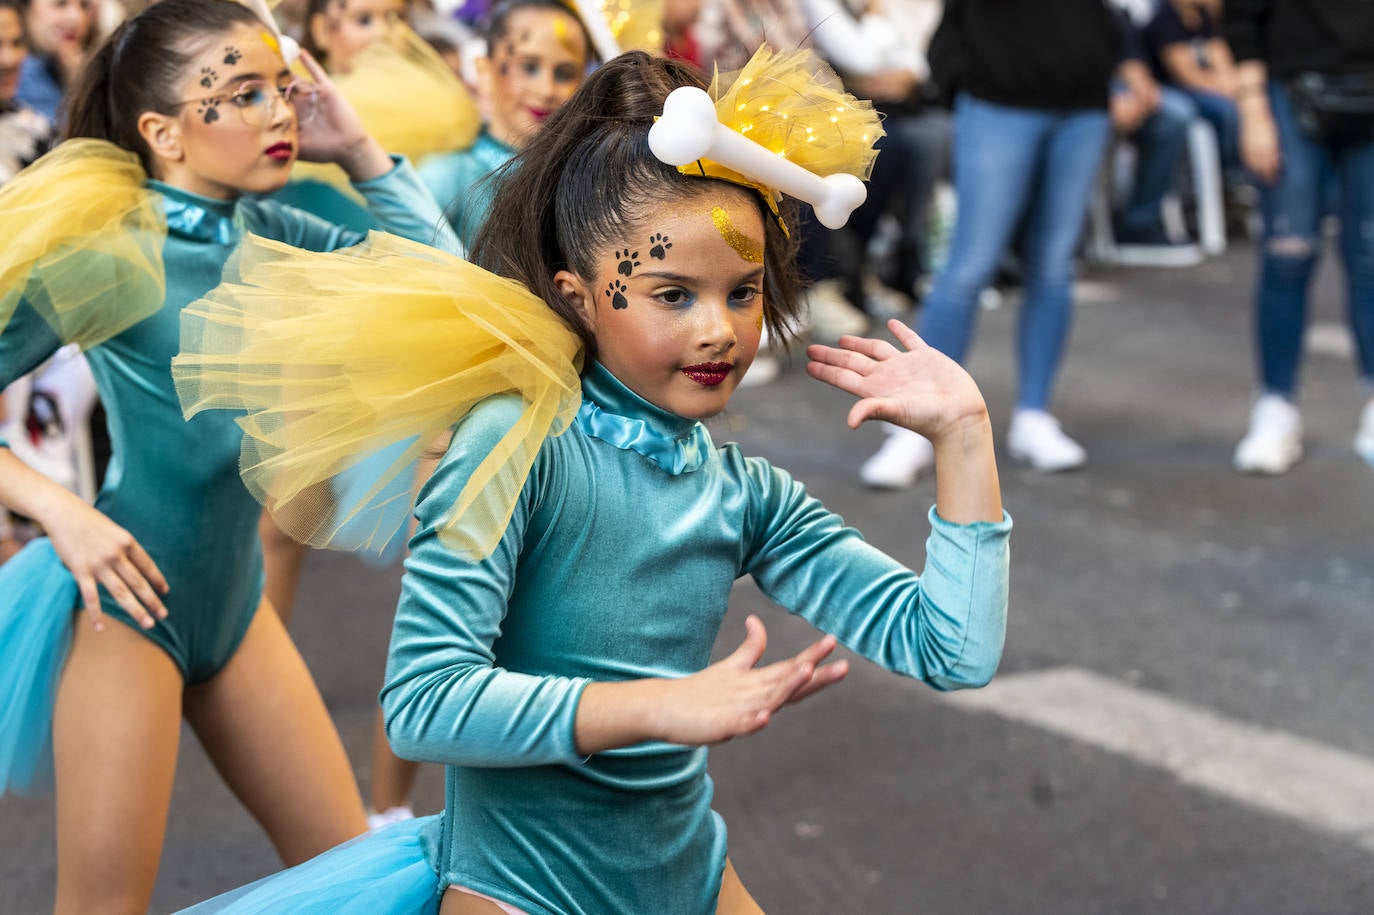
[469,51,803,362]
[64,0,261,173]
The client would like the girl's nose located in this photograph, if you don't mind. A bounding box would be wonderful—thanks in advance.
[697,301,737,351]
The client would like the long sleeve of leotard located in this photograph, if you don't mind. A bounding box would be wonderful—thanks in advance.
[738,453,1011,691]
[0,297,63,448]
[245,156,462,256]
[381,395,590,769]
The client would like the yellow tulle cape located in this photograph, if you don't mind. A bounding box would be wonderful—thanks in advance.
[172,233,584,560]
[0,140,167,349]
[684,46,886,210]
[293,24,482,197]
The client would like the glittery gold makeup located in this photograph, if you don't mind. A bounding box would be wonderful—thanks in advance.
[552,15,578,54]
[755,311,764,331]
[711,206,763,264]
[260,30,281,56]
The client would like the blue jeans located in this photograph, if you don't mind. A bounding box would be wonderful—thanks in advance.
[1253,81,1374,397]
[919,94,1110,411]
[1184,87,1240,172]
[1119,85,1196,235]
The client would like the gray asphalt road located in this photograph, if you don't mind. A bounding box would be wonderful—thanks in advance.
[3,243,1373,914]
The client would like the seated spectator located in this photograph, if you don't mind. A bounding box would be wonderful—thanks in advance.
[1111,7,1204,262]
[1144,0,1240,172]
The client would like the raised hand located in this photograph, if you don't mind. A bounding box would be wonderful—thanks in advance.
[294,50,393,182]
[806,319,989,442]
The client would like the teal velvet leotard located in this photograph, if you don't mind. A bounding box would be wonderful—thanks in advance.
[380,362,1013,915]
[0,159,458,683]
[417,128,515,249]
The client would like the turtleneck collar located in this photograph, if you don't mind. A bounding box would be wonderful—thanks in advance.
[148,180,243,245]
[575,361,713,475]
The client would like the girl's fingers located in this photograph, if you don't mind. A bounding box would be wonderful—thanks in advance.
[96,566,154,629]
[726,614,767,669]
[846,396,900,429]
[114,555,168,621]
[787,659,849,705]
[887,318,924,351]
[298,48,330,87]
[835,335,901,361]
[128,540,170,597]
[805,359,867,396]
[76,575,104,631]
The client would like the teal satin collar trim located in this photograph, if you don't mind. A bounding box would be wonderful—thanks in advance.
[576,362,712,475]
[149,181,243,245]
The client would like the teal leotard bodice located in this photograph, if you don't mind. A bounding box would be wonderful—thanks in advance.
[417,129,515,248]
[382,362,1013,915]
[0,159,458,681]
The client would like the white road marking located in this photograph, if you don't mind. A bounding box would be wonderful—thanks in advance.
[941,667,1374,852]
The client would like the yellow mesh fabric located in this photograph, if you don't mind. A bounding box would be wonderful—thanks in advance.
[292,24,482,196]
[680,46,886,204]
[599,0,665,53]
[0,140,167,349]
[172,233,584,560]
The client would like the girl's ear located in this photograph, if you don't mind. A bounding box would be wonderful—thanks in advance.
[137,111,184,167]
[554,269,596,332]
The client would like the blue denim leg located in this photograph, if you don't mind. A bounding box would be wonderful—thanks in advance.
[1255,83,1328,397]
[1120,85,1197,235]
[1335,133,1374,385]
[1187,88,1241,172]
[1017,110,1111,411]
[918,95,1049,363]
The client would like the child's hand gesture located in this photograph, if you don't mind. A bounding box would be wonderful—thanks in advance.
[43,495,169,631]
[808,319,1003,524]
[806,319,989,443]
[652,615,848,746]
[295,50,394,183]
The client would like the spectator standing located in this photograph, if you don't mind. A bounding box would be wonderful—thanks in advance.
[862,0,1120,486]
[1226,0,1374,472]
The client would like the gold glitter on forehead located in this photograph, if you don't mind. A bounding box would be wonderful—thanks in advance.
[260,29,281,56]
[551,14,579,55]
[711,206,763,265]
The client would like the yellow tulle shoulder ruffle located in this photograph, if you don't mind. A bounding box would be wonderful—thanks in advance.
[0,139,167,349]
[293,24,482,195]
[683,45,886,207]
[172,233,584,560]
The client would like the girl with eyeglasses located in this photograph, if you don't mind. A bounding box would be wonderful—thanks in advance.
[0,0,460,910]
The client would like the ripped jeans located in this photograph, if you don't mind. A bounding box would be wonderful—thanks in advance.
[1253,81,1374,397]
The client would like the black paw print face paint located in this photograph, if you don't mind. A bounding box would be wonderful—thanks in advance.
[615,250,640,276]
[197,98,221,124]
[648,233,672,259]
[605,279,629,309]
[223,46,242,65]
[200,66,218,88]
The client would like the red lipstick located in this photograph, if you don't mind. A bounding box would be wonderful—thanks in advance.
[264,141,294,161]
[682,362,733,386]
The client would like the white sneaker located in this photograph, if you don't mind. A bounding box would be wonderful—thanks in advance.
[859,427,933,489]
[1006,409,1087,472]
[1233,394,1302,475]
[366,805,415,831]
[802,279,868,342]
[1354,397,1374,466]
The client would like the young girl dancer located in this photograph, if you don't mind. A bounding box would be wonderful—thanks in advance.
[176,49,1011,914]
[0,0,459,910]
[419,0,591,246]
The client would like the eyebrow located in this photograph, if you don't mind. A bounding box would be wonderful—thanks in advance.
[636,269,765,283]
[214,68,292,89]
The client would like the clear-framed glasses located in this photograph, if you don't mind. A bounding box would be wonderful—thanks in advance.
[177,78,320,128]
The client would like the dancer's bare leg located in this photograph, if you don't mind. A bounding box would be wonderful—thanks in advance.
[184,599,367,865]
[53,616,184,915]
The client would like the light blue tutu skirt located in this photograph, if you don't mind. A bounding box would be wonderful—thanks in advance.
[0,538,77,795]
[178,816,442,914]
